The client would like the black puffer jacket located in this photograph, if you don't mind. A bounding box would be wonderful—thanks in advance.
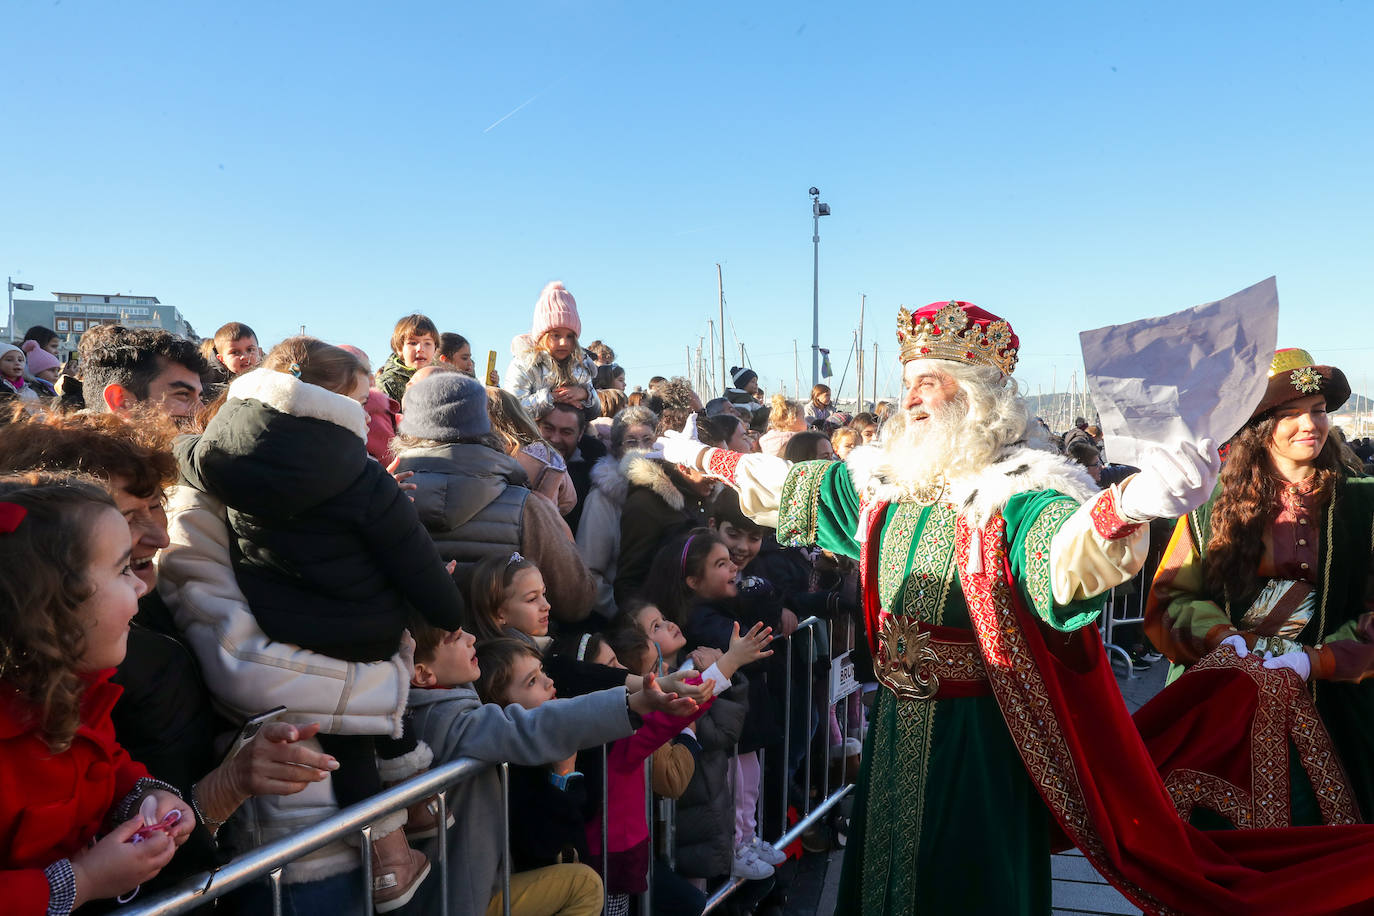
[175,368,464,662]
[673,680,748,880]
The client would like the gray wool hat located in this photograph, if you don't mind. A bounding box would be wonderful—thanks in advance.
[399,372,492,441]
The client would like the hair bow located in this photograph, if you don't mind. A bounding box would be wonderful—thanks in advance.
[0,502,27,534]
[507,552,524,566]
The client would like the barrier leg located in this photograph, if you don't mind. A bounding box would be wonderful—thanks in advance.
[640,760,653,915]
[268,866,283,916]
[436,790,450,916]
[804,627,814,816]
[500,764,512,916]
[360,824,375,916]
[780,632,793,839]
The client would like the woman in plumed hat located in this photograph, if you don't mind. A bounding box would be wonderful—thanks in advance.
[1145,348,1374,821]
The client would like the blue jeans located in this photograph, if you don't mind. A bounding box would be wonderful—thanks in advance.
[223,869,366,916]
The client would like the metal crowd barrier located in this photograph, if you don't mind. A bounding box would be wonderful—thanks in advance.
[124,612,866,916]
[1103,547,1162,679]
[120,757,508,916]
[652,614,859,913]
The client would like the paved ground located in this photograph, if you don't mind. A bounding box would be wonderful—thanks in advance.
[771,656,1169,916]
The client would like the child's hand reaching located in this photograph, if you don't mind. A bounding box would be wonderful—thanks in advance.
[689,647,723,671]
[629,672,708,719]
[716,621,774,681]
[655,670,714,703]
[70,815,177,907]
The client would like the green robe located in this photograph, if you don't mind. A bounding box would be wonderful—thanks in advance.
[777,460,1106,916]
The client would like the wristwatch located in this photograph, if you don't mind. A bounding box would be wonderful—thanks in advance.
[548,770,584,792]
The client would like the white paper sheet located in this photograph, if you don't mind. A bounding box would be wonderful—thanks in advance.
[1078,277,1279,468]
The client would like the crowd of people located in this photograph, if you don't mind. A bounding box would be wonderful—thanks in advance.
[4,287,1374,916]
[0,280,898,916]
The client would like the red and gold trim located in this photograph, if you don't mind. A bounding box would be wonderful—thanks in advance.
[703,447,742,485]
[1183,648,1359,827]
[1090,487,1143,541]
[954,514,1177,916]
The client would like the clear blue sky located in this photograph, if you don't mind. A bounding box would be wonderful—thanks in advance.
[4,1,1372,406]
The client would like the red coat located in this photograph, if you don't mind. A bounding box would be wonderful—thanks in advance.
[0,669,148,914]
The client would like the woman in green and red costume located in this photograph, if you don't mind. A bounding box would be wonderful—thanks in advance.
[1145,347,1374,824]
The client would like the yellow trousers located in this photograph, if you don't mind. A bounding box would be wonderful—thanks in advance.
[485,863,604,916]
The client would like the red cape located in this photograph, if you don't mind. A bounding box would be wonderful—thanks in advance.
[861,501,1374,916]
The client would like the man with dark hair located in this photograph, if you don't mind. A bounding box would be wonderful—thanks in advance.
[537,400,607,534]
[82,326,208,419]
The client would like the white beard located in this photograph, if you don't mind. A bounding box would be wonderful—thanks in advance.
[878,398,983,498]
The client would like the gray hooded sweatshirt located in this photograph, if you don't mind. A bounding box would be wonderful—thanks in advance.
[403,683,634,915]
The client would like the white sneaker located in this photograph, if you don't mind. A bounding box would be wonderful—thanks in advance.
[749,836,787,866]
[731,844,774,880]
[829,737,863,759]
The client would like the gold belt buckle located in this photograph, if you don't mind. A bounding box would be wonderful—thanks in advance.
[876,613,940,701]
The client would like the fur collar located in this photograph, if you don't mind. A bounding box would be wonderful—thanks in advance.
[624,454,684,511]
[847,441,1098,527]
[229,368,368,442]
[589,453,631,507]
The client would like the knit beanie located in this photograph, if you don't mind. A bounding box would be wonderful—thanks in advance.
[730,365,758,389]
[531,281,581,341]
[399,371,491,441]
[21,340,61,375]
[335,344,373,374]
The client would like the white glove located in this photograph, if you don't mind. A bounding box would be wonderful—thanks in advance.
[1261,650,1312,681]
[651,412,706,468]
[1219,634,1249,658]
[1118,438,1221,523]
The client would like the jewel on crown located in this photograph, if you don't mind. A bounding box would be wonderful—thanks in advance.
[896,301,1018,376]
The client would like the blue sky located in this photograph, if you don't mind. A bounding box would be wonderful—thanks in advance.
[4,1,1372,408]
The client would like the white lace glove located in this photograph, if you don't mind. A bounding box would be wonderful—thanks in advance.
[1261,649,1312,681]
[1219,634,1249,658]
[651,412,706,468]
[1118,438,1221,523]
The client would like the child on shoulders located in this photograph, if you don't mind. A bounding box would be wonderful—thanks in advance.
[504,282,600,422]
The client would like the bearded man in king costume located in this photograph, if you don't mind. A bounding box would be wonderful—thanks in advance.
[656,301,1374,916]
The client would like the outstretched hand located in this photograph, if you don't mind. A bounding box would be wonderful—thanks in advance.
[630,672,707,719]
[651,413,706,468]
[716,621,774,680]
[1118,438,1221,523]
[656,669,714,703]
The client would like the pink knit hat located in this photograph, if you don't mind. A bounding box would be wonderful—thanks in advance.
[531,281,581,341]
[335,344,372,373]
[21,340,61,375]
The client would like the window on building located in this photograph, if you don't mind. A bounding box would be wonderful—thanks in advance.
[55,319,69,331]
[72,320,85,332]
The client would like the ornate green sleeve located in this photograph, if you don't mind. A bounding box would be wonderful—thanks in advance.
[777,460,862,560]
[1004,490,1104,632]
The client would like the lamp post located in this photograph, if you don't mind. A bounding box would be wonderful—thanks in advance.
[7,278,34,342]
[809,188,830,389]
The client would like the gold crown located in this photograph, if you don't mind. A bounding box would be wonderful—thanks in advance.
[896,301,1018,376]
